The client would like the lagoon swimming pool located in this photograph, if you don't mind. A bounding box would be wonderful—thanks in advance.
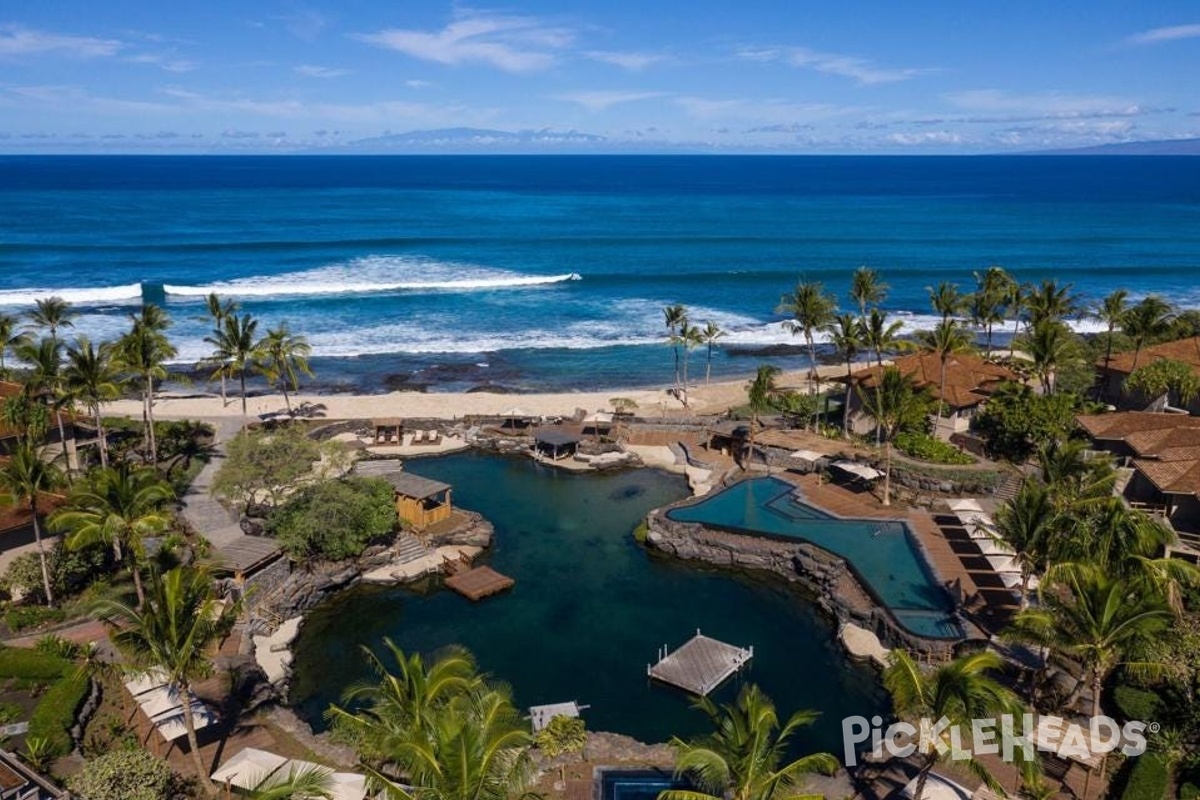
[665,477,961,639]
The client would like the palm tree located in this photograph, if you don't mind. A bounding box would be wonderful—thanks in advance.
[927,281,963,324]
[1024,320,1074,394]
[15,336,71,460]
[97,565,233,786]
[1094,289,1129,393]
[676,321,704,408]
[701,321,724,384]
[63,337,121,467]
[1008,281,1029,359]
[1026,279,1077,327]
[856,367,928,506]
[247,764,334,799]
[1121,296,1175,372]
[861,308,906,368]
[777,280,836,385]
[327,640,483,767]
[971,266,1013,357]
[50,463,173,607]
[0,443,63,606]
[256,323,313,414]
[915,319,973,435]
[664,304,688,390]
[0,312,30,377]
[201,293,239,406]
[25,296,76,342]
[883,650,1021,800]
[205,312,261,419]
[825,313,863,438]
[660,684,837,800]
[991,479,1056,608]
[849,266,888,319]
[745,365,781,469]
[116,304,176,466]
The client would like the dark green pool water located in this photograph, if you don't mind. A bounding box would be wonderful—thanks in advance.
[665,477,961,639]
[289,452,888,754]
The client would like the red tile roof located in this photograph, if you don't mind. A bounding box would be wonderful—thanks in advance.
[1076,410,1200,496]
[846,352,1019,409]
[1100,336,1200,377]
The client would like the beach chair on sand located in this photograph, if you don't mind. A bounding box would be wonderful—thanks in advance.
[426,430,442,445]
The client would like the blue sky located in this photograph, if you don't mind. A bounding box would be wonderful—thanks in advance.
[1,2,1198,153]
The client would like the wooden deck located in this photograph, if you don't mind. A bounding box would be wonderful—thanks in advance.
[445,565,515,601]
[647,632,753,695]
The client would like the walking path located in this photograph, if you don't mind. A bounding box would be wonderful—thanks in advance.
[181,418,245,549]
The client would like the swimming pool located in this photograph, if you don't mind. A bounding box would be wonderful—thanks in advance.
[598,769,688,800]
[665,477,961,639]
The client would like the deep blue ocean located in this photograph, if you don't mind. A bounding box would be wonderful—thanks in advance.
[1,155,1198,392]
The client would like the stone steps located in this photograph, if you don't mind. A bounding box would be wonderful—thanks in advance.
[394,532,432,564]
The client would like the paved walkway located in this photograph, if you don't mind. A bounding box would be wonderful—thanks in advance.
[181,418,245,549]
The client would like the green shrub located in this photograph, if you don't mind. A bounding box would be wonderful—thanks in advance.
[1113,684,1163,724]
[34,634,81,661]
[633,521,649,543]
[28,673,88,757]
[1,542,110,604]
[267,476,397,561]
[3,605,66,633]
[894,431,974,465]
[1179,783,1200,800]
[68,747,174,800]
[1122,753,1171,800]
[0,646,70,681]
[535,714,587,757]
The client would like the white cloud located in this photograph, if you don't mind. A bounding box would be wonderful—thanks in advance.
[0,24,122,58]
[128,53,197,73]
[886,131,963,146]
[276,10,328,42]
[353,10,572,72]
[295,64,351,78]
[405,79,433,89]
[554,90,667,112]
[583,50,665,71]
[945,89,1146,118]
[674,95,853,124]
[1126,23,1200,46]
[737,45,931,85]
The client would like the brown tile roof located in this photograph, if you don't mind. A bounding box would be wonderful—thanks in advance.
[0,492,68,533]
[1132,458,1200,497]
[845,352,1019,409]
[1100,336,1200,376]
[1075,411,1200,441]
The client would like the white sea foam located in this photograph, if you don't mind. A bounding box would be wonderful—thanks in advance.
[0,283,143,307]
[162,254,581,299]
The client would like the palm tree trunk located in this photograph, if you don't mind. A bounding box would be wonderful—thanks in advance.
[673,345,680,389]
[281,376,292,413]
[31,509,55,607]
[1010,317,1020,358]
[1020,571,1030,610]
[220,373,227,407]
[94,405,108,468]
[874,384,883,446]
[1097,324,1116,400]
[986,323,994,358]
[935,355,948,437]
[842,360,853,438]
[178,684,211,787]
[913,752,938,800]
[681,349,690,408]
[883,438,893,507]
[145,374,158,467]
[805,332,818,382]
[54,406,69,469]
[706,344,713,384]
[130,556,145,607]
[240,372,247,418]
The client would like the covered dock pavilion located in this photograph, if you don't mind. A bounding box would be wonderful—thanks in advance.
[534,428,582,461]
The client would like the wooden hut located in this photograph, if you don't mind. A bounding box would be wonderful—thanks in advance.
[373,417,404,444]
[534,428,581,461]
[386,472,453,530]
[211,535,287,602]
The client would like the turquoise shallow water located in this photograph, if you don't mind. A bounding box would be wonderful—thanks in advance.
[289,452,889,754]
[666,478,960,639]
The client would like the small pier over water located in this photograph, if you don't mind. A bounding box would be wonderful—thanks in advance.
[647,631,753,695]
[444,558,515,601]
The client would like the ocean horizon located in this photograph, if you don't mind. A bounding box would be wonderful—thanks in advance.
[2,154,1198,394]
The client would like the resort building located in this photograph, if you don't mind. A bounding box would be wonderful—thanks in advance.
[0,747,68,798]
[1095,335,1200,413]
[1076,410,1200,554]
[211,535,288,604]
[0,379,93,470]
[841,353,1020,440]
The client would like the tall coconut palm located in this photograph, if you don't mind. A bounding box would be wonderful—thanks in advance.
[777,280,836,385]
[327,640,484,767]
[205,312,261,419]
[256,323,313,414]
[1026,279,1077,327]
[50,463,174,607]
[97,565,233,786]
[664,304,688,390]
[927,281,964,324]
[1094,289,1129,394]
[861,308,906,368]
[15,336,70,459]
[0,443,63,606]
[825,313,863,438]
[883,650,1021,800]
[991,479,1056,608]
[972,266,1013,357]
[0,312,30,377]
[660,684,837,800]
[201,293,239,406]
[63,337,121,467]
[1121,296,1175,372]
[856,367,928,506]
[676,321,704,408]
[116,304,176,466]
[915,319,973,435]
[1024,320,1074,394]
[849,266,888,319]
[701,321,724,384]
[1008,281,1028,359]
[25,296,76,342]
[745,365,781,469]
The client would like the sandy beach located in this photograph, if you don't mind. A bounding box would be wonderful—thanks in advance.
[101,364,852,422]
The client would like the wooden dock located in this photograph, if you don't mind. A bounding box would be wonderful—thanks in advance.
[647,631,753,695]
[445,565,515,601]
